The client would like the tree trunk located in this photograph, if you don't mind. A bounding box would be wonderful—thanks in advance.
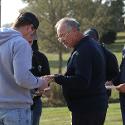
[58,44,63,74]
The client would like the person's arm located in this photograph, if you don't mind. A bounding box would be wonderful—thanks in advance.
[116,84,125,93]
[102,47,119,85]
[109,54,119,85]
[13,40,47,89]
[54,48,92,90]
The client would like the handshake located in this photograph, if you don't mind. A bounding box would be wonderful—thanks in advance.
[37,75,55,93]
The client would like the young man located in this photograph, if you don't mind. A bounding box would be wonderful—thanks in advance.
[0,12,49,125]
[47,18,108,125]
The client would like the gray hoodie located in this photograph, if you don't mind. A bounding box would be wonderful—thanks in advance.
[0,28,43,108]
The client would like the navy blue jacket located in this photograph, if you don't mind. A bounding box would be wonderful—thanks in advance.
[100,44,119,83]
[55,36,108,112]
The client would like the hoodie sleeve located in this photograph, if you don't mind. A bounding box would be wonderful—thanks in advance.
[13,39,43,89]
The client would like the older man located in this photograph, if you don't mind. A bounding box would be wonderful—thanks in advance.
[48,18,108,125]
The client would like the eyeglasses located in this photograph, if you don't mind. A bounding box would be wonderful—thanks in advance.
[56,32,70,42]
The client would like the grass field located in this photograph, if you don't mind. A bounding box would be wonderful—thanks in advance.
[40,103,122,125]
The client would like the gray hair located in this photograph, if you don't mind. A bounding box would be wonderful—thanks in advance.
[55,17,80,31]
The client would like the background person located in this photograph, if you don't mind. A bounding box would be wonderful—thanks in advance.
[84,28,119,99]
[31,39,50,125]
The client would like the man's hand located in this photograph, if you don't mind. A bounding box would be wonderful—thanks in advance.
[34,87,51,97]
[116,83,125,93]
[38,76,50,90]
[44,75,55,84]
[43,87,51,97]
[105,81,113,86]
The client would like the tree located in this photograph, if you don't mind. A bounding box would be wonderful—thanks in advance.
[99,0,124,43]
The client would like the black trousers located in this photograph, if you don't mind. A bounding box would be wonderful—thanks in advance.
[72,110,107,125]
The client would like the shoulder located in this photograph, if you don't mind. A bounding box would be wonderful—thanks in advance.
[11,36,31,53]
[11,36,30,47]
[34,51,47,57]
[77,37,92,50]
[102,46,118,64]
[103,46,116,58]
[33,51,48,61]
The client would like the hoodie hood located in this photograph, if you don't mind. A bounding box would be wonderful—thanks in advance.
[0,28,22,46]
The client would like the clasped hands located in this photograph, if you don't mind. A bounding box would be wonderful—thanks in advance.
[35,75,55,96]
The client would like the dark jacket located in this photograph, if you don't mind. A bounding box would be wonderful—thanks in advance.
[54,36,108,112]
[31,40,50,77]
[100,44,119,82]
[30,40,50,102]
[31,51,50,77]
[100,44,119,97]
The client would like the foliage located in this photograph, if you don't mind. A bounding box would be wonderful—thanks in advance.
[100,30,117,44]
[99,0,125,44]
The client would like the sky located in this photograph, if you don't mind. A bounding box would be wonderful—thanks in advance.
[1,0,27,26]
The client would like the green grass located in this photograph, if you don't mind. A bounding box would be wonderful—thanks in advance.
[40,103,122,125]
[41,107,71,125]
[105,103,122,125]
